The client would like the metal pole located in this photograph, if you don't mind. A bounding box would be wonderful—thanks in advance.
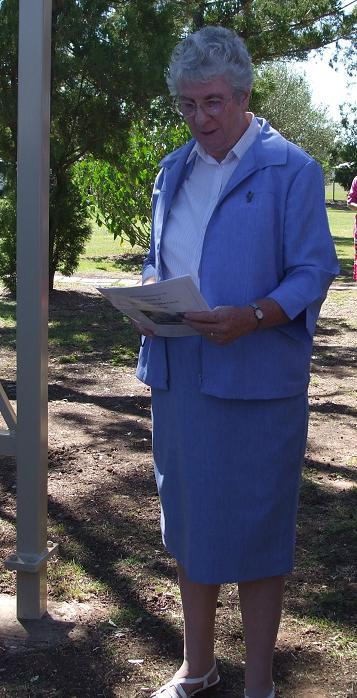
[5,0,56,619]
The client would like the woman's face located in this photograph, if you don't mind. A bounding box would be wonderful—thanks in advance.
[177,75,251,161]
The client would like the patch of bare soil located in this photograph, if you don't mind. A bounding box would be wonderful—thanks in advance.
[0,283,356,698]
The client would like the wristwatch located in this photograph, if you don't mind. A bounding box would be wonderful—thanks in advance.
[249,302,264,327]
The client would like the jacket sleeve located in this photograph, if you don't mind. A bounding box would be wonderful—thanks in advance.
[267,159,339,337]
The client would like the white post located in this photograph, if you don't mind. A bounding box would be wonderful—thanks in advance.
[4,0,57,620]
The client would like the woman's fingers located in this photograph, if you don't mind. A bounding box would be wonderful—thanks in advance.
[131,319,155,337]
[184,306,253,344]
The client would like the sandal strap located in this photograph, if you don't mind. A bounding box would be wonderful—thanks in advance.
[151,661,218,698]
[177,661,217,687]
[151,682,187,697]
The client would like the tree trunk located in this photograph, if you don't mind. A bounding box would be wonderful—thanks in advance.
[192,1,206,30]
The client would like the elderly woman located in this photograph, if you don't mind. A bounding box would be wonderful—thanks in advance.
[136,26,339,698]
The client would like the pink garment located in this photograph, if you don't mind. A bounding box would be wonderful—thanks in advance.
[347,176,357,280]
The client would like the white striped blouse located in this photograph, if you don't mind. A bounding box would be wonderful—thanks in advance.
[155,114,261,288]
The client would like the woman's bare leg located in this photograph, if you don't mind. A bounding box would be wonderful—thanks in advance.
[238,575,285,698]
[175,562,220,679]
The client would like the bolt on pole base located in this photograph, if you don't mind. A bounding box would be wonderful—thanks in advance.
[5,541,58,573]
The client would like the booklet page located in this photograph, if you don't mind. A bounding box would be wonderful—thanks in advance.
[98,276,210,337]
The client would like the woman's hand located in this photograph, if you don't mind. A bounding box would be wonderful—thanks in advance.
[184,305,256,344]
[131,319,155,338]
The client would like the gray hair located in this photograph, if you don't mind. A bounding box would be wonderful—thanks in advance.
[166,26,254,97]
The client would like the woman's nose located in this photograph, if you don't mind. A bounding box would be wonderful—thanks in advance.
[194,104,210,125]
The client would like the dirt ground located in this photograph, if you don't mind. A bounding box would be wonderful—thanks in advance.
[0,280,356,698]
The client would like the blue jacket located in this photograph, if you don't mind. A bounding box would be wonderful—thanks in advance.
[136,118,339,399]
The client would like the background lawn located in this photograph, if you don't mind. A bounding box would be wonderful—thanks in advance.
[77,206,356,284]
[0,200,356,698]
[77,221,144,275]
[327,207,355,282]
[0,279,356,698]
[325,182,349,201]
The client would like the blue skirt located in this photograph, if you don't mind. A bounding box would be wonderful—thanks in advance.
[151,336,308,584]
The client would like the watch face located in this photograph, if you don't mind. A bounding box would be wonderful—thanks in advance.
[256,308,264,320]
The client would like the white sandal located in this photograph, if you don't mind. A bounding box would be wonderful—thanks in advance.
[150,661,220,697]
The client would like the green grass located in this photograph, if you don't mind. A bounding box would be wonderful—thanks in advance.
[327,208,355,282]
[325,182,348,201]
[77,255,143,275]
[48,558,108,602]
[0,258,356,695]
[83,221,128,257]
[76,221,145,275]
[0,297,16,327]
[76,209,354,284]
[47,309,137,365]
[0,290,139,365]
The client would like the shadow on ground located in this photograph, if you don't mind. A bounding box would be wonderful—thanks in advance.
[0,285,356,696]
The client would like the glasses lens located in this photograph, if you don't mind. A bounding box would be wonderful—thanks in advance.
[174,96,230,118]
[175,99,195,118]
[205,100,223,115]
[173,99,182,116]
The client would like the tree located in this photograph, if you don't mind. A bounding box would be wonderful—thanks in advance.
[78,62,337,249]
[74,105,189,248]
[0,0,179,291]
[332,104,357,190]
[180,1,357,61]
[1,0,356,286]
[329,36,356,191]
[75,0,354,249]
[251,62,338,175]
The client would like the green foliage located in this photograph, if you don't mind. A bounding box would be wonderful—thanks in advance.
[251,62,338,176]
[75,61,339,250]
[0,166,92,293]
[0,0,355,280]
[48,0,178,168]
[179,1,357,62]
[74,109,189,249]
[49,170,93,287]
[0,188,16,294]
[329,34,356,190]
[0,0,17,171]
[333,105,357,191]
[0,0,179,290]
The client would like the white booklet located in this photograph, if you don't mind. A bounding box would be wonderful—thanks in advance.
[98,275,210,337]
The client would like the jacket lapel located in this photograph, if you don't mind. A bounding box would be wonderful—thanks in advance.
[217,147,259,206]
[154,141,196,248]
[154,120,288,253]
[216,119,288,207]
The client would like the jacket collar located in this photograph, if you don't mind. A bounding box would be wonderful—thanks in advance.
[216,118,288,204]
[156,119,288,233]
[159,118,287,172]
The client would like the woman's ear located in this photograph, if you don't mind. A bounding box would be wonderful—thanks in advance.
[240,89,251,108]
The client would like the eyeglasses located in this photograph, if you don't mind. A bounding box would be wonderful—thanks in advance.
[174,95,234,119]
